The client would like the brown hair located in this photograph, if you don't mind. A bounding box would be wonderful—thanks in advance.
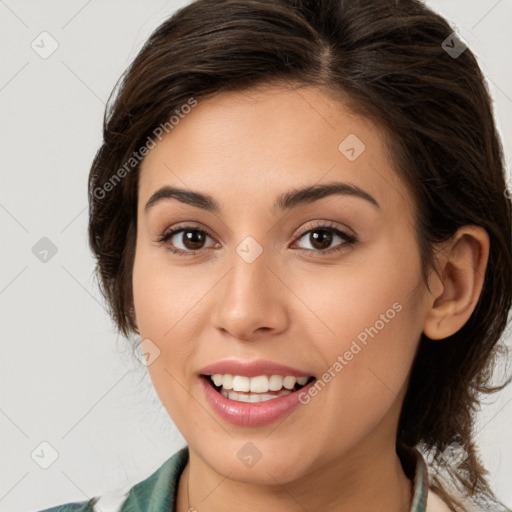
[88,0,512,509]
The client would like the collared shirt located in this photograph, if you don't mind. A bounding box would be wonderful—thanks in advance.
[37,445,453,512]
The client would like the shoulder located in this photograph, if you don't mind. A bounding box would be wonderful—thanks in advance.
[35,446,189,512]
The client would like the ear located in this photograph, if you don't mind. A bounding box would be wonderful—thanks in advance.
[423,225,490,340]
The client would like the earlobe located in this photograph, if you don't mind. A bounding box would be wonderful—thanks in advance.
[423,226,490,340]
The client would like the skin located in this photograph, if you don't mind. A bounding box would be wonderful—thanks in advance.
[131,84,489,512]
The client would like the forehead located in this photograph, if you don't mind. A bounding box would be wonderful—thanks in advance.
[137,84,412,218]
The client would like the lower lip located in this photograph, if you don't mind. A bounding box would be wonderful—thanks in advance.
[200,376,316,427]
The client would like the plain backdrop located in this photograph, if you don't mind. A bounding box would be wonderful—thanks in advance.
[1,1,511,511]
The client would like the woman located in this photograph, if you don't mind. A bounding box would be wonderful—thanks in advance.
[39,0,512,510]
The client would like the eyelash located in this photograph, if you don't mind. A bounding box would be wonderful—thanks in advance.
[157,222,357,257]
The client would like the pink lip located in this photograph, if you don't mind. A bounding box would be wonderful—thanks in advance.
[198,359,314,378]
[200,375,316,427]
[198,359,316,427]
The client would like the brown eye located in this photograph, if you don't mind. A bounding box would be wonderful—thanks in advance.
[179,230,208,250]
[308,229,334,250]
[158,226,218,255]
[294,225,357,254]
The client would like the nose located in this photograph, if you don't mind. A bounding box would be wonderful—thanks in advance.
[210,246,289,342]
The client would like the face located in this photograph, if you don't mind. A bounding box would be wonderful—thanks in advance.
[132,84,432,484]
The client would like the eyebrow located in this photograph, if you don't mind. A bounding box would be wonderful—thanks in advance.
[144,181,380,214]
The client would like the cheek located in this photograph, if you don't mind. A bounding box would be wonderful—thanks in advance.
[312,246,425,419]
[132,249,204,432]
[132,245,206,337]
[131,247,220,402]
[131,247,196,389]
[301,243,423,350]
[291,261,424,456]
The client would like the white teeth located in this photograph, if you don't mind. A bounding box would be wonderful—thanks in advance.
[209,373,312,399]
[232,375,250,392]
[222,374,233,390]
[250,375,269,393]
[268,375,283,391]
[283,376,297,390]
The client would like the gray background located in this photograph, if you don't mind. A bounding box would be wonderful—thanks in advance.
[1,1,511,510]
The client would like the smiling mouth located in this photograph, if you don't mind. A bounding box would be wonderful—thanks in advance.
[202,374,316,403]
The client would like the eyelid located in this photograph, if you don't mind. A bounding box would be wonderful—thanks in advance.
[294,220,356,240]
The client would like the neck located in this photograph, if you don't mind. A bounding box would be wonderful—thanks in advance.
[177,441,413,512]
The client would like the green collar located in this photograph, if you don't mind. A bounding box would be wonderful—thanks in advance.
[113,444,429,512]
[118,446,189,512]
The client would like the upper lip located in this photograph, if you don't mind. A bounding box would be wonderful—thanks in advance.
[199,359,314,378]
